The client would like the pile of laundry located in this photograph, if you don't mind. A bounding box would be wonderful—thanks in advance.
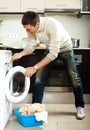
[19,103,48,123]
[19,103,45,114]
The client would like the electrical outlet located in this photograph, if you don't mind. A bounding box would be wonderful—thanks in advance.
[8,33,19,38]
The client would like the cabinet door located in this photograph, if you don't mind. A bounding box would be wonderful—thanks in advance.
[21,0,44,13]
[45,0,80,9]
[0,0,20,12]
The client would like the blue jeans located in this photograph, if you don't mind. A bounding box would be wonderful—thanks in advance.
[32,49,84,108]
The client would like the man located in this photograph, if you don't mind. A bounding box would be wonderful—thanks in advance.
[12,11,85,119]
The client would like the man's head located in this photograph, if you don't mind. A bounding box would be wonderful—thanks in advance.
[22,11,40,33]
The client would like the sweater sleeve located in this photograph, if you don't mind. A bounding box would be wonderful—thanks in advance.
[46,23,61,60]
[45,18,71,61]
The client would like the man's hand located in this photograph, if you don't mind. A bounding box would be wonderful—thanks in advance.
[11,49,31,61]
[11,53,22,61]
[25,66,37,77]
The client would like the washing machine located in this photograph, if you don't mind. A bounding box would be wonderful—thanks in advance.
[0,50,30,130]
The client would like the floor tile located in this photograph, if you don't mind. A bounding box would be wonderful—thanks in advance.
[4,104,90,130]
[58,123,90,130]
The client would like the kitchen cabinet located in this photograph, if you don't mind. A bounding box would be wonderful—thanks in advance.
[74,49,90,94]
[45,0,81,10]
[0,0,44,13]
[7,48,90,94]
[0,0,20,12]
[20,0,45,13]
[46,49,90,94]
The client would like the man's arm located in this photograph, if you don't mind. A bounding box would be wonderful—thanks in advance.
[11,49,31,61]
[24,56,52,77]
[34,56,52,70]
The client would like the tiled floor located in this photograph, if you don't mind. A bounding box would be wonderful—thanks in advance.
[4,103,90,130]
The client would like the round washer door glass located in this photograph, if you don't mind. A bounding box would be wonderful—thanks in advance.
[5,66,30,103]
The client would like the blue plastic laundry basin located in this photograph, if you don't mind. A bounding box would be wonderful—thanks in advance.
[14,108,43,127]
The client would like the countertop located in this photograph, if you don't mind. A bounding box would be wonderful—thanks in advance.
[73,47,90,50]
[0,44,90,50]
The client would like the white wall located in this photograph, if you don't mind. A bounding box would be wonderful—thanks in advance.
[0,14,26,38]
[0,13,90,48]
[45,13,90,48]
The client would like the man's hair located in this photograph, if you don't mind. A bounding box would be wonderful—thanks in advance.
[22,11,40,26]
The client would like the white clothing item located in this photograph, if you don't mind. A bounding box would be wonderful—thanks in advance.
[34,110,48,123]
[25,17,73,61]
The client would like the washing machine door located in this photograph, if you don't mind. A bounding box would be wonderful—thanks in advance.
[5,66,30,103]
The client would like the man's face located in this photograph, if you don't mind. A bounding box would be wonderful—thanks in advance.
[23,23,39,34]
